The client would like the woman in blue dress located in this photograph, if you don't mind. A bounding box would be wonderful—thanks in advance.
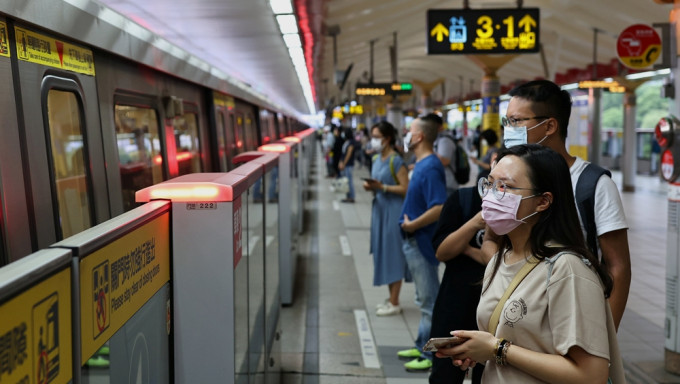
[363,122,411,316]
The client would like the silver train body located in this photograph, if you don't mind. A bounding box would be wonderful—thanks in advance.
[0,1,304,265]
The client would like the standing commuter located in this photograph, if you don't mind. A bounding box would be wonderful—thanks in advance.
[331,125,345,179]
[437,144,624,383]
[397,117,447,371]
[499,79,630,330]
[427,113,459,196]
[470,128,499,182]
[363,122,410,316]
[338,127,356,203]
[428,186,486,384]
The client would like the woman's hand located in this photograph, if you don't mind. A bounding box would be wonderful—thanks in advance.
[436,331,496,365]
[470,212,485,231]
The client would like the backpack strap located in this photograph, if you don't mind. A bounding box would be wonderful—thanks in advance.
[575,163,611,257]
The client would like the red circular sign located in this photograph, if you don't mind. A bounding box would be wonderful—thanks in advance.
[662,149,675,181]
[656,117,670,147]
[617,24,661,69]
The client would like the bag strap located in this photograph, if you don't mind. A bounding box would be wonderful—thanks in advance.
[488,257,540,336]
[575,163,610,257]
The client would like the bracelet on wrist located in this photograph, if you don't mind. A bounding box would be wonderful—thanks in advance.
[382,185,388,193]
[495,339,511,366]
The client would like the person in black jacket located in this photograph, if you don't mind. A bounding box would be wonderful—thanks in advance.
[429,186,487,384]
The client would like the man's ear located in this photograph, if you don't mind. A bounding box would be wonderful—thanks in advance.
[545,118,559,137]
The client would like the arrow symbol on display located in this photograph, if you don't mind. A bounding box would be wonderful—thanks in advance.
[430,23,449,42]
[518,15,536,32]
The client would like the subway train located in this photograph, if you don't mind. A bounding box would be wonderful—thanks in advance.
[0,5,308,266]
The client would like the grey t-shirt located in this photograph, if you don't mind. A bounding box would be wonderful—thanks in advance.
[434,132,458,191]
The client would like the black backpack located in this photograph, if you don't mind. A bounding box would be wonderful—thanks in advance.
[575,163,611,258]
[453,141,470,185]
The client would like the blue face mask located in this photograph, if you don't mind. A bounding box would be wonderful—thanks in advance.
[503,119,548,148]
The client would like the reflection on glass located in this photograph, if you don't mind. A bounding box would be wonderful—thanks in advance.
[172,112,202,176]
[115,105,163,212]
[247,186,265,382]
[244,114,257,151]
[81,286,171,384]
[46,90,92,238]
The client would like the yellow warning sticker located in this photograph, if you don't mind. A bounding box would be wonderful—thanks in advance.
[15,26,95,76]
[79,213,170,365]
[0,22,9,57]
[0,267,72,384]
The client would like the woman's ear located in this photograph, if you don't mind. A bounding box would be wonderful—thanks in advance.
[536,192,553,212]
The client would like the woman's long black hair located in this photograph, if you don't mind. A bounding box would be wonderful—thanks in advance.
[484,144,613,297]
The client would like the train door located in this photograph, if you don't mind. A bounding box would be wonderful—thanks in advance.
[260,110,276,145]
[113,95,165,212]
[0,18,33,263]
[12,23,108,251]
[212,92,238,171]
[169,101,203,177]
[236,101,259,151]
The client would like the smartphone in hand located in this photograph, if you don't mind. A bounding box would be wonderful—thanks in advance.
[361,177,377,183]
[422,336,465,352]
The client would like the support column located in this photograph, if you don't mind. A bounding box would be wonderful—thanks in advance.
[466,55,517,145]
[622,90,637,192]
[386,98,404,134]
[588,88,602,165]
[615,78,645,192]
[413,79,445,114]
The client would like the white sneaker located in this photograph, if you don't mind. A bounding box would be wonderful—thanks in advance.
[376,302,402,316]
[376,298,390,310]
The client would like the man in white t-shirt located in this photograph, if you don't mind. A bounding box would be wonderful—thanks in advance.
[499,79,630,330]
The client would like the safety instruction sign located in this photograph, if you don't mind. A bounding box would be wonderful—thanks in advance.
[616,24,661,69]
[80,213,170,364]
[0,267,72,384]
[0,22,9,57]
[427,8,540,54]
[14,26,95,76]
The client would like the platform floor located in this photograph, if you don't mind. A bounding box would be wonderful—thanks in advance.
[280,148,674,384]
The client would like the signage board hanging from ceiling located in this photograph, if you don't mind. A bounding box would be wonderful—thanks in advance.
[427,8,540,55]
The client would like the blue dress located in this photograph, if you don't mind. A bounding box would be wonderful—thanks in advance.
[370,153,410,286]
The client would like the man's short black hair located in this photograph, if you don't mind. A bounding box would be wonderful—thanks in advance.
[508,80,572,141]
[421,113,443,127]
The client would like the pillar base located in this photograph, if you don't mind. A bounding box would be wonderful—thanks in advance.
[666,349,680,375]
[622,185,636,193]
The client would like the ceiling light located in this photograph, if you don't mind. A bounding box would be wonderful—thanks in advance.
[625,68,671,80]
[269,0,293,14]
[283,34,302,48]
[276,14,298,34]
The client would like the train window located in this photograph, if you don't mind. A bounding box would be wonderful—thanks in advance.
[46,90,93,239]
[114,105,163,212]
[172,112,202,176]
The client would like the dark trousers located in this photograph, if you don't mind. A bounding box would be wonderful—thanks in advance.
[429,256,485,384]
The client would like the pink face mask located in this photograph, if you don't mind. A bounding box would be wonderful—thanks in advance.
[481,192,539,235]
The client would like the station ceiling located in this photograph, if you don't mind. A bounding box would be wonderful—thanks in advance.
[98,0,674,117]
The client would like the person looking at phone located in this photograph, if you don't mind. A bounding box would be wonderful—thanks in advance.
[362,122,410,316]
[436,144,624,383]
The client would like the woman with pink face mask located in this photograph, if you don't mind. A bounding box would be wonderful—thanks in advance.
[435,144,624,384]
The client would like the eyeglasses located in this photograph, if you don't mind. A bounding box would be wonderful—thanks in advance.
[501,115,550,127]
[478,177,538,200]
